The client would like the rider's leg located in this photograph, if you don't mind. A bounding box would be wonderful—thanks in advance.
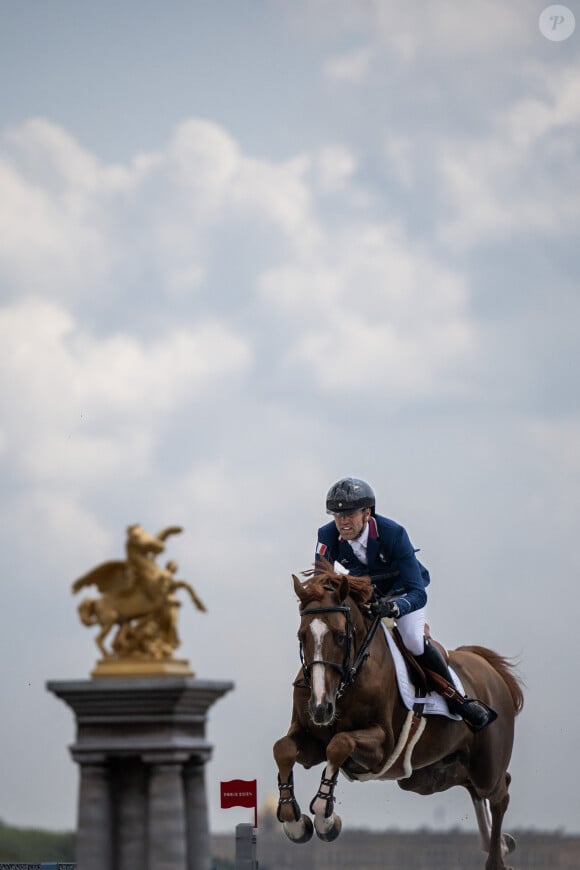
[395,608,426,655]
[396,611,496,730]
[414,636,497,731]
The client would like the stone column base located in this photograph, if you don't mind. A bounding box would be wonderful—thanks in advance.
[47,677,233,870]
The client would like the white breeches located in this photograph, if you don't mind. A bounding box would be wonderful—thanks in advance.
[396,607,426,655]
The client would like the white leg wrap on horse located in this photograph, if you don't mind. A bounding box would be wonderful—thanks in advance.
[312,764,339,835]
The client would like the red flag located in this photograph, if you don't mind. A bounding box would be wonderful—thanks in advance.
[220,779,257,827]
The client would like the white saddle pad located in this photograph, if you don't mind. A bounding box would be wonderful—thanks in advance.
[383,624,464,720]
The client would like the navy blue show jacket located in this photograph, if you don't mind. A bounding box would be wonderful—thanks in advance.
[315,514,430,617]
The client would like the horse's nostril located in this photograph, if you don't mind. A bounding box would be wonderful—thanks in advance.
[311,702,334,724]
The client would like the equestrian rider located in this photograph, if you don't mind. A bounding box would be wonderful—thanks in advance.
[316,477,496,731]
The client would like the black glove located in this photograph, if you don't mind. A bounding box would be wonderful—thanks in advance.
[370,597,400,619]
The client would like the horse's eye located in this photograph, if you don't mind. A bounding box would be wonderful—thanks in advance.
[334,632,346,646]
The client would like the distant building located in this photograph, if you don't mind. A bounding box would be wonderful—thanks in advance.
[211,803,580,869]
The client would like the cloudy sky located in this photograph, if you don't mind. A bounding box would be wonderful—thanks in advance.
[1,0,579,839]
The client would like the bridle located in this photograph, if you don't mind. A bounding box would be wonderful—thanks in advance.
[298,602,382,700]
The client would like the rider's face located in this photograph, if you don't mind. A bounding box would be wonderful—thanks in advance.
[333,508,371,540]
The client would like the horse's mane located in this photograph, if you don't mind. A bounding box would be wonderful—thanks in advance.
[299,558,373,606]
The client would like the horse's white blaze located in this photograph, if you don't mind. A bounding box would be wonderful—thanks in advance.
[310,618,328,705]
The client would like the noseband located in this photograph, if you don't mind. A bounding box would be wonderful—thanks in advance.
[298,603,382,700]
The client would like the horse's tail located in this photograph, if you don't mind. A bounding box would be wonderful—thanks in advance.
[78,598,99,626]
[457,645,525,715]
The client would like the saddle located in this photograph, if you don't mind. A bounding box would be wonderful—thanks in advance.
[390,625,467,708]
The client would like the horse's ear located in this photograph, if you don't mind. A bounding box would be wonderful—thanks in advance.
[338,575,349,603]
[293,574,307,604]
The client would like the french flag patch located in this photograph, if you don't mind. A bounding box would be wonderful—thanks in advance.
[316,542,328,556]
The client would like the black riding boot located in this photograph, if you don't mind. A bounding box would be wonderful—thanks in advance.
[415,639,497,732]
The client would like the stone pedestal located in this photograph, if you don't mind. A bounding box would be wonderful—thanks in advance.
[47,677,233,870]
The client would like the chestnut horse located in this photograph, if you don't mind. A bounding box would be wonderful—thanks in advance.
[273,564,524,870]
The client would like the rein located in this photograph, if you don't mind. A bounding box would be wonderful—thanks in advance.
[298,602,383,699]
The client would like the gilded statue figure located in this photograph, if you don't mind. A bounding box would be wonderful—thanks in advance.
[72,525,206,667]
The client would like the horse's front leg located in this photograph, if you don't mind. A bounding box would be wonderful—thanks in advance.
[95,619,115,659]
[310,725,387,841]
[273,732,321,844]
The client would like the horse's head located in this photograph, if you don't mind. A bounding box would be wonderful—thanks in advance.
[126,524,166,557]
[293,560,372,727]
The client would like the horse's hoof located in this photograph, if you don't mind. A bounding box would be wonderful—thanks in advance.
[503,832,517,853]
[315,813,342,842]
[283,814,314,844]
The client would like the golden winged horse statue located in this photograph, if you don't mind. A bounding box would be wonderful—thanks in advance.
[72,524,206,663]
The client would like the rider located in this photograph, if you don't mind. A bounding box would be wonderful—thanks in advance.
[316,477,496,731]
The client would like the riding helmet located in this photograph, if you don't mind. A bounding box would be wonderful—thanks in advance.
[326,478,376,514]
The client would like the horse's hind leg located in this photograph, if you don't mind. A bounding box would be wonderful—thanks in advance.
[468,775,516,870]
[470,789,492,853]
[95,621,115,658]
[488,773,516,870]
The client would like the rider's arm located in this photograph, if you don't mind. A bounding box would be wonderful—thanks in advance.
[381,526,428,617]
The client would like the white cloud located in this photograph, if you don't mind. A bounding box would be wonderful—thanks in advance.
[436,63,580,248]
[0,119,140,297]
[306,0,532,65]
[0,152,112,296]
[3,117,131,195]
[529,417,580,481]
[292,312,472,396]
[383,135,417,189]
[0,117,324,302]
[259,221,474,396]
[133,120,321,261]
[323,46,372,83]
[0,488,113,583]
[167,119,240,198]
[228,153,319,251]
[312,145,357,191]
[0,298,252,484]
